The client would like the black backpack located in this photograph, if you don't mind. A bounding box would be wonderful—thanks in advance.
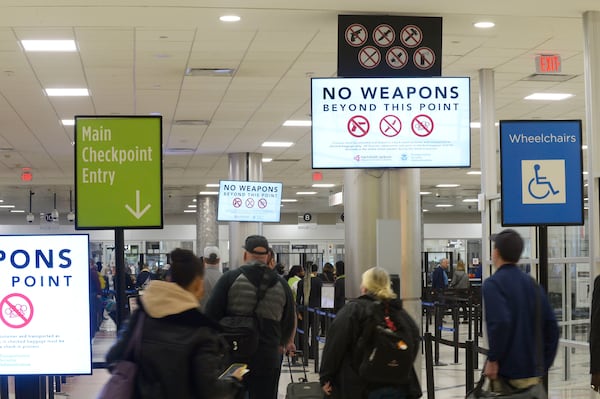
[355,299,420,385]
[219,268,278,362]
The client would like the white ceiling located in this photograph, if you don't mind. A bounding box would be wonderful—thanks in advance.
[0,1,596,218]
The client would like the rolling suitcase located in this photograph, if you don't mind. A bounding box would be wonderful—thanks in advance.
[285,351,322,399]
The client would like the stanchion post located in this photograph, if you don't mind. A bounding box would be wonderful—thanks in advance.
[474,304,480,369]
[465,340,474,396]
[434,303,442,365]
[424,332,435,399]
[14,375,42,399]
[302,307,309,366]
[313,309,319,374]
[452,305,459,364]
[48,375,54,399]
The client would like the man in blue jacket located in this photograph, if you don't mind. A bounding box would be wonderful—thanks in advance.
[431,258,449,291]
[483,229,559,392]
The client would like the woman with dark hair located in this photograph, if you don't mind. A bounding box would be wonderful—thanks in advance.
[106,248,244,399]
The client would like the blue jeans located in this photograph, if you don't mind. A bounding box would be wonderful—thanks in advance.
[368,387,408,399]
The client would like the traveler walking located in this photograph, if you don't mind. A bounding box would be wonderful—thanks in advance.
[483,229,559,393]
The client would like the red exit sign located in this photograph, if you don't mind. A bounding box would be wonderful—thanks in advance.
[535,54,561,74]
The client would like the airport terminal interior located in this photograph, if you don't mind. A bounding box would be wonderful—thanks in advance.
[2,1,600,398]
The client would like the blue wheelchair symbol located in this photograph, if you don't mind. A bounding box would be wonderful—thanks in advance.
[527,164,559,200]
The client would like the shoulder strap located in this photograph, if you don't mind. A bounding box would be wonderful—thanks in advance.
[241,267,278,314]
[533,280,544,376]
[124,311,145,361]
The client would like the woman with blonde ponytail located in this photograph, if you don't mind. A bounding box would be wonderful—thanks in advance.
[319,267,421,399]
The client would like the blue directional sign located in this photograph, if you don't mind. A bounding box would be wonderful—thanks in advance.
[500,120,583,226]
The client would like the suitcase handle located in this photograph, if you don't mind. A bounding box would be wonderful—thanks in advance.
[286,350,309,383]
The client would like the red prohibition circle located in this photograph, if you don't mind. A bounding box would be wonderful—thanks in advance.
[386,46,408,69]
[245,198,255,208]
[347,115,370,137]
[379,115,402,137]
[345,24,368,47]
[1,293,34,328]
[258,198,267,209]
[232,198,242,208]
[411,114,434,137]
[358,46,381,69]
[373,24,395,47]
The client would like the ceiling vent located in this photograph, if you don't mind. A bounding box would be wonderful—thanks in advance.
[521,73,577,82]
[185,68,235,77]
[174,120,210,126]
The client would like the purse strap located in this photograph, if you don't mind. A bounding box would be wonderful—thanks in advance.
[123,311,145,361]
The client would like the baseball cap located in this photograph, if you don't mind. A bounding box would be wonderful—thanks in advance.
[490,229,523,263]
[243,235,270,255]
[203,246,220,263]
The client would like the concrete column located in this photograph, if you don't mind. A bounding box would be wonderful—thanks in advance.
[478,68,497,280]
[228,152,263,269]
[195,194,218,256]
[343,169,381,299]
[583,12,600,279]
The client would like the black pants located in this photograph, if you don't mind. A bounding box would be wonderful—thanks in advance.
[244,367,281,399]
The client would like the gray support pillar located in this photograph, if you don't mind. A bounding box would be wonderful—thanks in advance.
[390,169,423,373]
[343,169,381,299]
[583,12,600,281]
[478,68,498,280]
[228,152,263,269]
[196,194,218,256]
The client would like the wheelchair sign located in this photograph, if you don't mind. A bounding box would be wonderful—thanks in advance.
[521,160,565,204]
[500,120,583,226]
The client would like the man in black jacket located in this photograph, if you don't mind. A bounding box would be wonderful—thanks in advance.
[206,235,296,399]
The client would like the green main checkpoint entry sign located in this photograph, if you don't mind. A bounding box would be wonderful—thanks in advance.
[74,116,163,229]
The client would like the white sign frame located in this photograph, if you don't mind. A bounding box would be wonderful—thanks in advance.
[0,234,91,375]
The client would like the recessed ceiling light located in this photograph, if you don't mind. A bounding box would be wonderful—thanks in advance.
[470,122,481,129]
[188,204,197,208]
[45,88,89,97]
[281,199,298,202]
[283,120,312,127]
[220,15,241,22]
[198,191,218,195]
[436,183,460,188]
[462,198,479,203]
[193,198,197,202]
[296,191,317,195]
[583,171,588,175]
[312,183,335,188]
[420,191,432,195]
[205,183,219,188]
[262,141,294,148]
[262,158,273,163]
[184,210,197,213]
[422,209,429,212]
[473,21,495,29]
[61,119,74,126]
[21,39,77,52]
[435,204,454,208]
[524,93,573,101]
[467,171,482,175]
[582,145,588,150]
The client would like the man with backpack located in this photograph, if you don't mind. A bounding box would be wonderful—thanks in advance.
[205,235,296,399]
[319,267,422,399]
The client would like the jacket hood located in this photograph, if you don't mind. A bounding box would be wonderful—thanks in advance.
[140,280,200,318]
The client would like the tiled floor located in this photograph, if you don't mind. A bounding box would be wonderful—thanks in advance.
[1,316,593,398]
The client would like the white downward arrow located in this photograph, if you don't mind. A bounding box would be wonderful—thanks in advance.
[125,190,151,219]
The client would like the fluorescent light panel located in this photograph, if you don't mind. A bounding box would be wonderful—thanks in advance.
[45,88,89,96]
[198,191,218,195]
[22,40,77,52]
[467,171,482,175]
[0,205,15,208]
[524,93,573,101]
[61,119,74,126]
[281,199,298,202]
[205,183,219,188]
[220,15,240,22]
[420,191,432,195]
[184,210,197,213]
[296,191,317,195]
[462,199,479,203]
[474,21,495,29]
[262,158,273,163]
[262,141,294,148]
[312,183,335,188]
[436,183,460,188]
[435,204,454,208]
